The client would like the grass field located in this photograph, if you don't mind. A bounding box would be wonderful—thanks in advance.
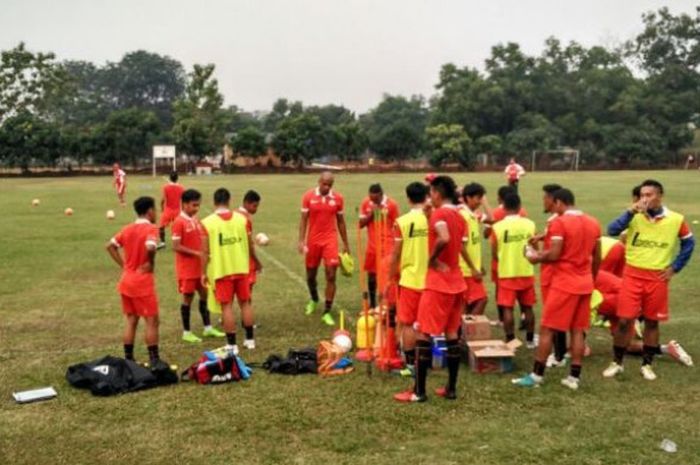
[1,171,700,465]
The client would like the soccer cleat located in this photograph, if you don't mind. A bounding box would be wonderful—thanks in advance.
[602,362,624,378]
[511,373,542,388]
[182,332,202,344]
[304,300,318,316]
[560,376,580,391]
[321,312,336,326]
[226,344,240,356]
[393,390,427,403]
[640,364,657,381]
[526,340,537,350]
[157,242,166,250]
[399,365,415,378]
[666,340,694,367]
[243,339,256,350]
[434,386,457,400]
[546,353,568,368]
[202,327,225,338]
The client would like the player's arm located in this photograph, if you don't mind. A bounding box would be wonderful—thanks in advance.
[200,231,210,287]
[298,211,309,254]
[534,238,563,263]
[249,231,263,272]
[141,246,156,273]
[358,203,372,228]
[337,212,350,254]
[490,234,498,265]
[461,246,480,279]
[592,238,602,278]
[429,221,449,270]
[608,202,645,236]
[480,195,494,224]
[105,239,123,268]
[172,237,201,257]
[664,223,695,280]
[389,223,403,283]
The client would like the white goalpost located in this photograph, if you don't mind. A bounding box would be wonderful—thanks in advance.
[152,145,176,177]
[530,148,580,172]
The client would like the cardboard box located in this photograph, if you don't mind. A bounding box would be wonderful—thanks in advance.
[462,315,492,342]
[467,339,521,374]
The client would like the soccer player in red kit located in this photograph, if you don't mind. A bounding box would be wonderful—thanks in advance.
[158,171,185,247]
[113,163,127,207]
[298,171,351,326]
[172,189,225,343]
[105,196,162,365]
[504,157,526,192]
[514,188,601,390]
[237,190,263,349]
[359,183,400,308]
[395,176,466,403]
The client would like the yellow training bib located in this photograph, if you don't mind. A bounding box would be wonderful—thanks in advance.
[625,209,683,270]
[459,208,482,277]
[396,209,428,290]
[493,216,535,279]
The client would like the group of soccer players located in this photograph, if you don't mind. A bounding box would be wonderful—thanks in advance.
[106,168,695,402]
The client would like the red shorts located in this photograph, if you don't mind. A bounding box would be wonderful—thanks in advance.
[541,288,590,332]
[178,278,201,295]
[121,294,158,317]
[159,208,180,228]
[497,284,536,308]
[305,241,339,268]
[248,270,257,286]
[397,286,422,325]
[463,277,487,304]
[416,289,462,336]
[617,275,668,321]
[540,283,550,305]
[214,275,251,304]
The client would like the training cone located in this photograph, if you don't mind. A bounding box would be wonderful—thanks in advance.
[375,325,403,371]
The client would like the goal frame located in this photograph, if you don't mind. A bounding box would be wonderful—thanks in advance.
[152,145,177,177]
[530,148,580,172]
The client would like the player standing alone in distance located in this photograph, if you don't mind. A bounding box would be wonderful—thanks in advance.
[504,158,526,193]
[158,171,185,248]
[298,171,351,326]
[113,163,127,207]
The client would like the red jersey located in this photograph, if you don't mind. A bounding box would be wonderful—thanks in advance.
[425,205,467,294]
[301,188,344,244]
[111,219,158,297]
[548,210,601,294]
[505,163,525,181]
[162,183,185,211]
[171,212,204,279]
[491,205,528,223]
[360,195,400,254]
[540,213,559,287]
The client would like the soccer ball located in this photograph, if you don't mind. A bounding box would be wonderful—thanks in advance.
[32,199,40,207]
[106,210,116,220]
[255,232,270,246]
[332,330,353,354]
[524,245,538,260]
[64,208,74,216]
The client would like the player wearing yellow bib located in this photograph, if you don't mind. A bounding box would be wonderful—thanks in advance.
[389,182,429,381]
[201,188,254,355]
[459,183,491,315]
[604,179,695,381]
[491,193,537,347]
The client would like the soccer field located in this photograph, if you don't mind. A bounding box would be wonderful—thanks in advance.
[1,171,699,465]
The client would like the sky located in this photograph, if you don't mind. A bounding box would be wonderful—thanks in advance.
[1,0,697,114]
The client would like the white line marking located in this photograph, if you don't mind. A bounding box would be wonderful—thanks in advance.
[256,247,307,288]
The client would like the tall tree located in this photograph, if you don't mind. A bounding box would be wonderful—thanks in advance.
[425,124,472,167]
[362,94,428,161]
[93,108,161,167]
[230,126,267,158]
[0,111,62,172]
[271,112,323,167]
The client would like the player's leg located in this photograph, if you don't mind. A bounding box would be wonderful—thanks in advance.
[498,286,516,341]
[196,283,223,338]
[397,287,420,378]
[502,306,515,342]
[321,264,338,325]
[513,325,554,387]
[234,277,255,349]
[436,294,462,400]
[122,313,139,361]
[180,291,202,343]
[605,275,643,377]
[367,272,377,308]
[305,266,320,315]
[221,301,237,353]
[144,313,160,363]
[519,287,537,347]
[396,290,435,402]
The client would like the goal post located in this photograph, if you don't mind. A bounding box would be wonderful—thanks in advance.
[152,145,176,177]
[530,148,579,172]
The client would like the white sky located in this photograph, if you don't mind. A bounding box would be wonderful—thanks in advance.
[1,0,697,113]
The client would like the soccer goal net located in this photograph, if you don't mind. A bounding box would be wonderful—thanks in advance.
[530,149,579,172]
[152,145,177,177]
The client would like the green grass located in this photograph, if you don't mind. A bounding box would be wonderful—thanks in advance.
[1,171,700,465]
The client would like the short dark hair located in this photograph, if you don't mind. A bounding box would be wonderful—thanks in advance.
[553,188,575,206]
[542,184,562,195]
[243,190,261,204]
[169,171,179,182]
[133,196,155,216]
[406,182,428,204]
[503,193,521,211]
[369,183,383,195]
[181,189,201,204]
[497,185,515,201]
[430,175,459,204]
[463,182,486,199]
[632,185,642,198]
[213,188,231,206]
[641,179,664,195]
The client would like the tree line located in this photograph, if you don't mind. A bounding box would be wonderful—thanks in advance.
[0,7,698,172]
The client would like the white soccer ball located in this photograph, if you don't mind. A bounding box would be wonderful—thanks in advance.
[32,198,40,207]
[64,207,74,216]
[255,232,270,246]
[525,245,538,260]
[106,210,116,220]
[332,333,353,354]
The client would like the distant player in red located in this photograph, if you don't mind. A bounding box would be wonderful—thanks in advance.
[298,171,350,326]
[113,163,127,207]
[359,183,400,308]
[237,189,263,349]
[504,157,526,192]
[396,176,466,403]
[159,171,185,247]
[514,188,601,390]
[105,196,162,365]
[172,189,225,344]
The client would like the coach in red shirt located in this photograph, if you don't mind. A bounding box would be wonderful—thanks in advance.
[298,171,351,326]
